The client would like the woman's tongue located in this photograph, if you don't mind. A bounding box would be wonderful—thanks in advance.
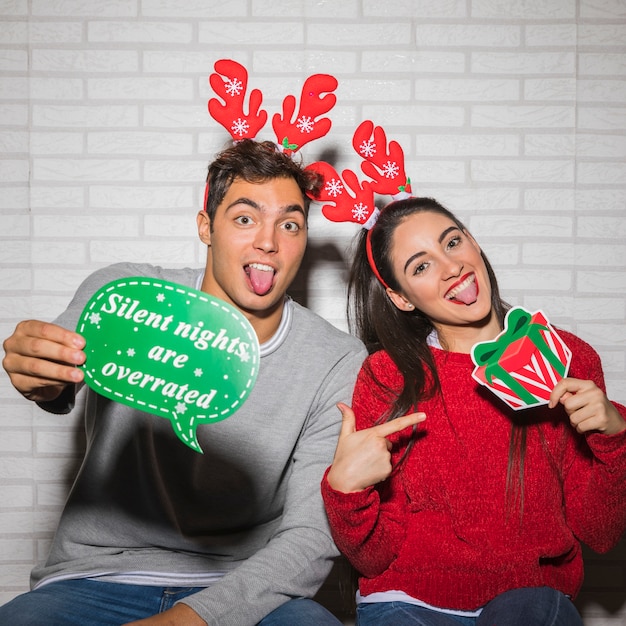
[448,278,478,305]
[248,264,274,296]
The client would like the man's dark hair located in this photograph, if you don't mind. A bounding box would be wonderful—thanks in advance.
[205,139,323,221]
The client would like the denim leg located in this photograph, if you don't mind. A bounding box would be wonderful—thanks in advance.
[160,586,206,612]
[0,579,203,626]
[477,587,583,626]
[257,598,344,626]
[357,602,477,626]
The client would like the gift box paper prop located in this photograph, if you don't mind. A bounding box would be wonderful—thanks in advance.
[471,307,572,410]
[77,278,260,453]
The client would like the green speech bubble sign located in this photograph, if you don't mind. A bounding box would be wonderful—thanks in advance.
[77,277,260,454]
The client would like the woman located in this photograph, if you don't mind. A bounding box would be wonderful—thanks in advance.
[321,197,626,626]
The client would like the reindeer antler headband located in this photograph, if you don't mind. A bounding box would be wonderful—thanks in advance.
[306,121,413,289]
[208,58,338,154]
[204,59,337,212]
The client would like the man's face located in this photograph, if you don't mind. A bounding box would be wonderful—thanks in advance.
[197,176,307,323]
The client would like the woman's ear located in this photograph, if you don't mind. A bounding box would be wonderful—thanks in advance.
[386,288,415,312]
[197,210,212,246]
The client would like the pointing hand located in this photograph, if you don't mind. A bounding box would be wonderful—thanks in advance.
[326,402,426,493]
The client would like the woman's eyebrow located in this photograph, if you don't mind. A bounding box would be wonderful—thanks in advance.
[404,250,425,273]
[402,226,461,273]
[439,226,460,243]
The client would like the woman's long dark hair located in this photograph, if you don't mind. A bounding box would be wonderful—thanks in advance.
[348,197,527,509]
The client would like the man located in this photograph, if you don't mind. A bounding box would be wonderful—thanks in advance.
[1,139,366,626]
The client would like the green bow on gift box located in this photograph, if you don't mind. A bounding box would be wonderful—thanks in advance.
[472,307,567,406]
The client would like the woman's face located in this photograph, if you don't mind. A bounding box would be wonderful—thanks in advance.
[386,210,494,333]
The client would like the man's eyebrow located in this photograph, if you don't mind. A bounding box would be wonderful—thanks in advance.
[283,203,306,216]
[225,197,260,211]
[225,197,305,215]
[402,226,461,273]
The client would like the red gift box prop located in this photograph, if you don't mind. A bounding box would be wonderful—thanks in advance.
[471,307,572,410]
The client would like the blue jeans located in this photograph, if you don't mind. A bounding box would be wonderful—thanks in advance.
[0,578,343,626]
[356,587,583,626]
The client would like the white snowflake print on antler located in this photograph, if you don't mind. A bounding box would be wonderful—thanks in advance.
[352,202,369,222]
[324,178,344,198]
[231,118,250,137]
[359,139,376,158]
[296,115,315,134]
[382,160,400,179]
[224,77,243,97]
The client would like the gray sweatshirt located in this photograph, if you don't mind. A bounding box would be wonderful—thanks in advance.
[32,262,366,626]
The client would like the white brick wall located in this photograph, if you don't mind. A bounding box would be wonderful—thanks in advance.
[1,0,624,622]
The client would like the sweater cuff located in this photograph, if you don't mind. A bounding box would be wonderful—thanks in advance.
[586,425,626,460]
[36,383,77,415]
[321,466,377,513]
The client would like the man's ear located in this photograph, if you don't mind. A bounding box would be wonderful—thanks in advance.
[197,210,212,246]
[386,288,415,312]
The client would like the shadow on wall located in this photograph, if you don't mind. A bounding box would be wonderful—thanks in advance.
[289,239,350,311]
[290,144,351,311]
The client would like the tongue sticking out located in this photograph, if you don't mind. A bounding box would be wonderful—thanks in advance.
[451,280,478,305]
[248,265,274,296]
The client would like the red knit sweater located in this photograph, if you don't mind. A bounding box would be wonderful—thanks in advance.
[322,330,626,610]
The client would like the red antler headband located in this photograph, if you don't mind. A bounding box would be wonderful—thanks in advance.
[208,59,338,155]
[204,59,338,211]
[305,121,412,289]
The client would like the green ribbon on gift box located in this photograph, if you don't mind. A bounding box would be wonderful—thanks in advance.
[472,307,567,406]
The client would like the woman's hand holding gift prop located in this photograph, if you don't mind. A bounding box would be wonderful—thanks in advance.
[472,306,625,435]
[549,377,626,435]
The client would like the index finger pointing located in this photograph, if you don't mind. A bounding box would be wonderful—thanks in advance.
[372,412,426,438]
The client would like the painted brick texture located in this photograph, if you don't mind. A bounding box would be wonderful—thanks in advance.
[0,0,625,623]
